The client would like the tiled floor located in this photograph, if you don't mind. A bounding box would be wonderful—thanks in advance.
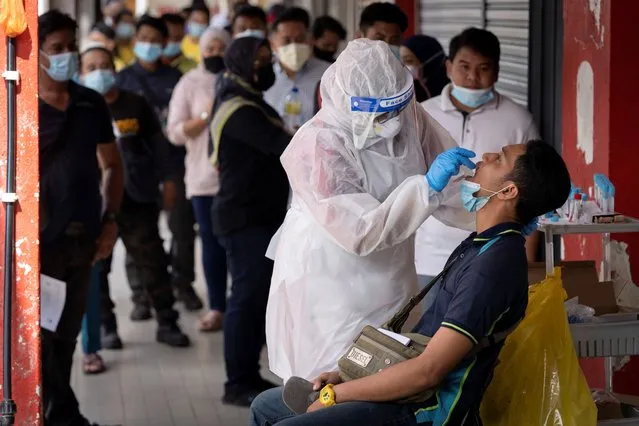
[72,219,280,426]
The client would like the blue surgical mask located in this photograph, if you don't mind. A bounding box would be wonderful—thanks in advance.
[41,51,79,82]
[82,69,117,95]
[460,180,513,212]
[115,22,135,40]
[235,29,266,39]
[187,22,207,38]
[163,42,182,58]
[134,42,164,63]
[451,83,495,108]
[390,45,401,60]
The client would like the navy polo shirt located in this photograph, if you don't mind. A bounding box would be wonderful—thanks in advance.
[116,62,185,175]
[412,222,528,425]
[39,81,115,245]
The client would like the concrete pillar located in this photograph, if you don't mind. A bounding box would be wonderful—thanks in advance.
[0,0,42,423]
[562,0,639,395]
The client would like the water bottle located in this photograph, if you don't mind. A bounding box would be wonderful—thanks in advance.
[283,87,302,131]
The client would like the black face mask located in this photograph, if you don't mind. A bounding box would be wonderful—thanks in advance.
[204,56,225,74]
[253,64,276,92]
[313,46,336,63]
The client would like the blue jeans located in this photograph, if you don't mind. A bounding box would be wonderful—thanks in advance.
[191,196,228,312]
[417,275,439,313]
[218,225,278,391]
[249,387,422,426]
[81,263,102,354]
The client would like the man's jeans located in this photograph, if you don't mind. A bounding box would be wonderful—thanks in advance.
[249,387,422,426]
[42,229,95,426]
[218,225,278,392]
[191,195,227,312]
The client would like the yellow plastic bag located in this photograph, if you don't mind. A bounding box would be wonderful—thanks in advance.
[0,0,28,38]
[480,269,597,426]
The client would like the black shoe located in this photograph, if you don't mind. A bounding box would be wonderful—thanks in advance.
[222,388,262,408]
[130,304,152,321]
[101,328,123,350]
[253,378,278,392]
[101,316,123,350]
[156,323,191,347]
[176,287,203,311]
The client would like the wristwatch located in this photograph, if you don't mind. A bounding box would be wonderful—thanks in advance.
[319,384,336,407]
[200,111,210,121]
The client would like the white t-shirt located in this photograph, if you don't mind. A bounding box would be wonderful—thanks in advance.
[415,84,540,276]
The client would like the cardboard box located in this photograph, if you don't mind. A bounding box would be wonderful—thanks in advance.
[528,261,618,315]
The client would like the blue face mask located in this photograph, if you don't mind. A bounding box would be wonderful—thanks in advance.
[390,45,401,60]
[460,180,513,212]
[134,42,164,63]
[41,51,79,82]
[235,29,266,39]
[115,22,135,40]
[82,69,117,95]
[187,22,207,38]
[163,42,182,58]
[451,83,495,108]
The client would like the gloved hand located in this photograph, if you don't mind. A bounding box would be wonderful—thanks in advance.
[426,147,476,192]
[522,216,539,237]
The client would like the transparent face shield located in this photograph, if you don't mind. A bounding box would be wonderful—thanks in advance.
[349,70,417,150]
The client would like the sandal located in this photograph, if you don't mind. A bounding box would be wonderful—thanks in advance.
[83,353,107,375]
[198,310,224,332]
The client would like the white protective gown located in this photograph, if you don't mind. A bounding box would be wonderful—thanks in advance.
[265,40,474,382]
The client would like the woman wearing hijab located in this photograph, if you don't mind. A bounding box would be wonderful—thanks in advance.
[401,34,449,103]
[208,36,292,407]
[167,28,231,333]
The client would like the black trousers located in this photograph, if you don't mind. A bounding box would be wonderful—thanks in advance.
[129,177,196,306]
[218,224,278,391]
[100,195,178,324]
[41,228,95,426]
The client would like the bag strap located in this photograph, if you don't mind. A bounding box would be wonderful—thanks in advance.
[383,229,522,333]
[469,318,522,357]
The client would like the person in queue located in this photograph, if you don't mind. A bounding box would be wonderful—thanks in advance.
[117,14,204,318]
[161,13,198,74]
[313,3,407,113]
[38,10,124,425]
[87,22,128,71]
[415,28,541,312]
[310,15,346,63]
[359,2,408,54]
[231,5,268,38]
[112,8,136,67]
[265,7,330,130]
[401,34,449,103]
[167,28,232,333]
[264,39,476,385]
[251,141,571,426]
[102,0,124,27]
[77,42,190,349]
[208,36,292,407]
[182,4,211,62]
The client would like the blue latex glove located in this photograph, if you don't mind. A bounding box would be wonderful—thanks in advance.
[521,216,539,237]
[426,147,476,192]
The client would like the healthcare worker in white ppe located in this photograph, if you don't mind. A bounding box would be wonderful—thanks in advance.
[265,39,477,383]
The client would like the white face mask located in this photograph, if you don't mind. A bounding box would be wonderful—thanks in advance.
[278,43,311,72]
[372,115,402,139]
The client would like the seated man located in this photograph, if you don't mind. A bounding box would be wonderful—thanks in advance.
[250,140,571,426]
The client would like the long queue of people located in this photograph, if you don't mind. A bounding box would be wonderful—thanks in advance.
[38,1,556,425]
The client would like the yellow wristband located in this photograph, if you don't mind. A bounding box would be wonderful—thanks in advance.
[319,384,336,407]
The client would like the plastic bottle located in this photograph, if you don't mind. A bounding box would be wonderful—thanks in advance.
[283,87,302,131]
